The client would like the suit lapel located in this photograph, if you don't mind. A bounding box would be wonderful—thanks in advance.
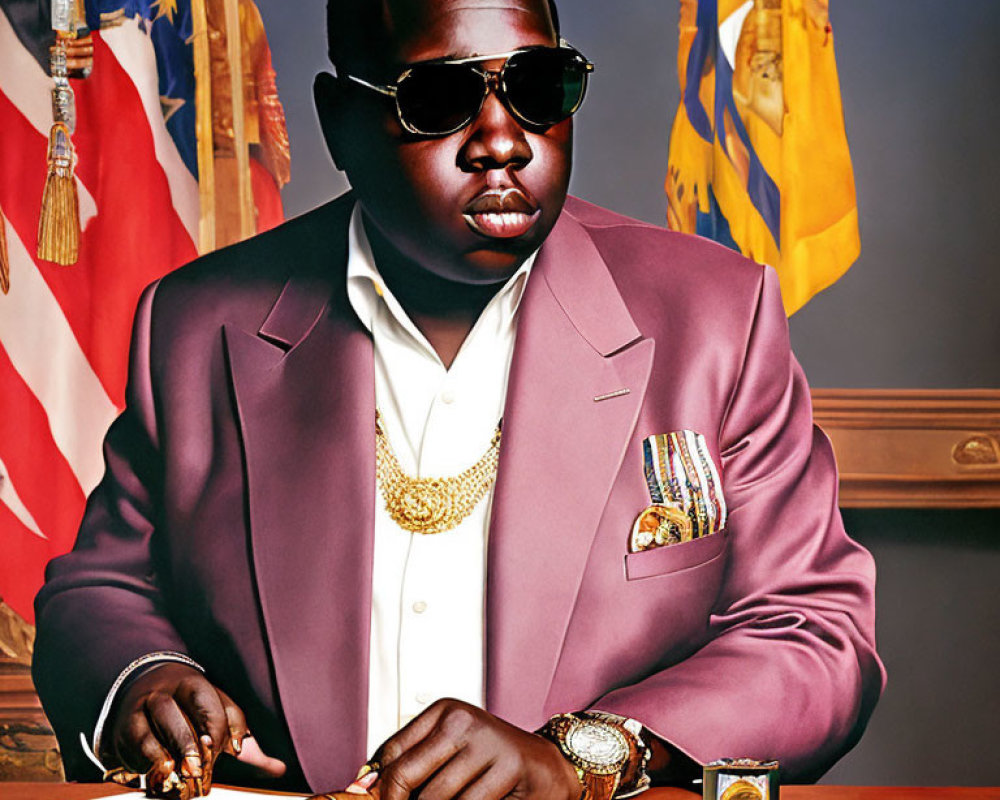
[225,205,375,791]
[222,200,653,778]
[486,211,655,728]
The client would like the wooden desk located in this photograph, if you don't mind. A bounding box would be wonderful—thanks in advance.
[3,786,999,800]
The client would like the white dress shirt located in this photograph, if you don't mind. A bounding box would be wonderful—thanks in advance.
[346,206,534,757]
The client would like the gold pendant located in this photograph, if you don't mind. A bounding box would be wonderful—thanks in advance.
[375,411,501,535]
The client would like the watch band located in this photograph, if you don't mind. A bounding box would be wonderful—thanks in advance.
[538,712,650,800]
[578,767,621,800]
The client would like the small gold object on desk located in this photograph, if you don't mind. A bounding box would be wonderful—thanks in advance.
[142,762,214,800]
[703,758,779,800]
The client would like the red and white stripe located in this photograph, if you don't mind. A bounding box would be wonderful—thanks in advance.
[101,16,199,242]
[0,8,199,622]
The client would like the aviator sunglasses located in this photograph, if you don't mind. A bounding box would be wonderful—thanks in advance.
[342,42,594,136]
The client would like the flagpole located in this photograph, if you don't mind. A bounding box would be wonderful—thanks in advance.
[0,204,10,294]
[224,0,255,241]
[191,0,216,253]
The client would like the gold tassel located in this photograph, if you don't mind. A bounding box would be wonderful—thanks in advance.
[36,122,80,266]
[0,205,10,294]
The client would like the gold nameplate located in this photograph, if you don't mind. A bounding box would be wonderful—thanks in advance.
[703,759,780,800]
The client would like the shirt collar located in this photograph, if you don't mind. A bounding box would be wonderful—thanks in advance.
[346,204,536,350]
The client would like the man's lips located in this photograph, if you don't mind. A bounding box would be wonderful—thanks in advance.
[463,189,540,239]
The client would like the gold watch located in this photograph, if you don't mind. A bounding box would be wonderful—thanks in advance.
[539,713,649,800]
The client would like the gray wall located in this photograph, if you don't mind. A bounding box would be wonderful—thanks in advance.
[256,0,1000,785]
[826,509,1000,786]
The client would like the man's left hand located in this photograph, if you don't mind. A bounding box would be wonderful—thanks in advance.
[362,699,582,800]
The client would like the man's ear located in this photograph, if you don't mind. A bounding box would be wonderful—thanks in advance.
[313,71,348,172]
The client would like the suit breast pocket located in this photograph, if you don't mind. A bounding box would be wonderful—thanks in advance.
[624,529,728,581]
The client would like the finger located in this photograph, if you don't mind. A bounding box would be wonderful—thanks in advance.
[375,700,451,767]
[236,734,288,778]
[414,746,491,800]
[174,676,229,759]
[145,691,204,779]
[103,767,141,787]
[453,762,519,800]
[146,761,188,800]
[379,706,477,800]
[114,707,174,775]
[217,687,250,756]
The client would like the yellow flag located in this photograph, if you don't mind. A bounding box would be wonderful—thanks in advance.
[665,0,859,316]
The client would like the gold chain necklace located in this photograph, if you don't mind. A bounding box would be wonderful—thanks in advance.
[375,410,502,535]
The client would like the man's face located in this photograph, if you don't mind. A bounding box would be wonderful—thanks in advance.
[323,0,572,285]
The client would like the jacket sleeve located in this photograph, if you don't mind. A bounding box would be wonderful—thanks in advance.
[593,267,886,782]
[32,281,192,780]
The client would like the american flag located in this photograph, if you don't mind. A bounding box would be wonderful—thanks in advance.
[0,0,286,623]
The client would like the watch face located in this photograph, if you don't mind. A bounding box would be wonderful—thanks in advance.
[566,721,629,771]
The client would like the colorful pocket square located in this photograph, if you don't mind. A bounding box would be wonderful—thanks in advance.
[630,430,727,552]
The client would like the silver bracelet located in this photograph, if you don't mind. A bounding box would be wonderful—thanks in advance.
[83,651,204,771]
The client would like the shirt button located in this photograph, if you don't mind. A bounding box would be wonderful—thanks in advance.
[440,389,456,404]
[416,692,432,705]
[412,600,428,614]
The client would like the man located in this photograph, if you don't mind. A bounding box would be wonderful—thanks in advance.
[33,0,885,797]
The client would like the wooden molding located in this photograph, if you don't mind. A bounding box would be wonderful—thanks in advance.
[0,602,62,782]
[811,389,1000,508]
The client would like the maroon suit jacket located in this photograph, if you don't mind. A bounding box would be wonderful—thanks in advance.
[33,194,884,791]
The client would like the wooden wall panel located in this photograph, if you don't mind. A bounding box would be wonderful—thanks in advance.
[813,389,1000,508]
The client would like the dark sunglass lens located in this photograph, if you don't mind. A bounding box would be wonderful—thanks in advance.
[396,63,484,134]
[504,49,588,126]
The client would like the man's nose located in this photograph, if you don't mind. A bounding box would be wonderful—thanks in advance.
[459,87,532,172]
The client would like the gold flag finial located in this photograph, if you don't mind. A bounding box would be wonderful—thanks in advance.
[38,1,88,266]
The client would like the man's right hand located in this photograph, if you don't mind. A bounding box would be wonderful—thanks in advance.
[106,662,286,786]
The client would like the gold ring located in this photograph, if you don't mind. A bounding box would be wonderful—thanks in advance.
[102,767,140,785]
[356,760,382,780]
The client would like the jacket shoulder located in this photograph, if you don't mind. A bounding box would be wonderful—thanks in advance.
[149,196,352,334]
[562,196,768,330]
[562,196,765,301]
